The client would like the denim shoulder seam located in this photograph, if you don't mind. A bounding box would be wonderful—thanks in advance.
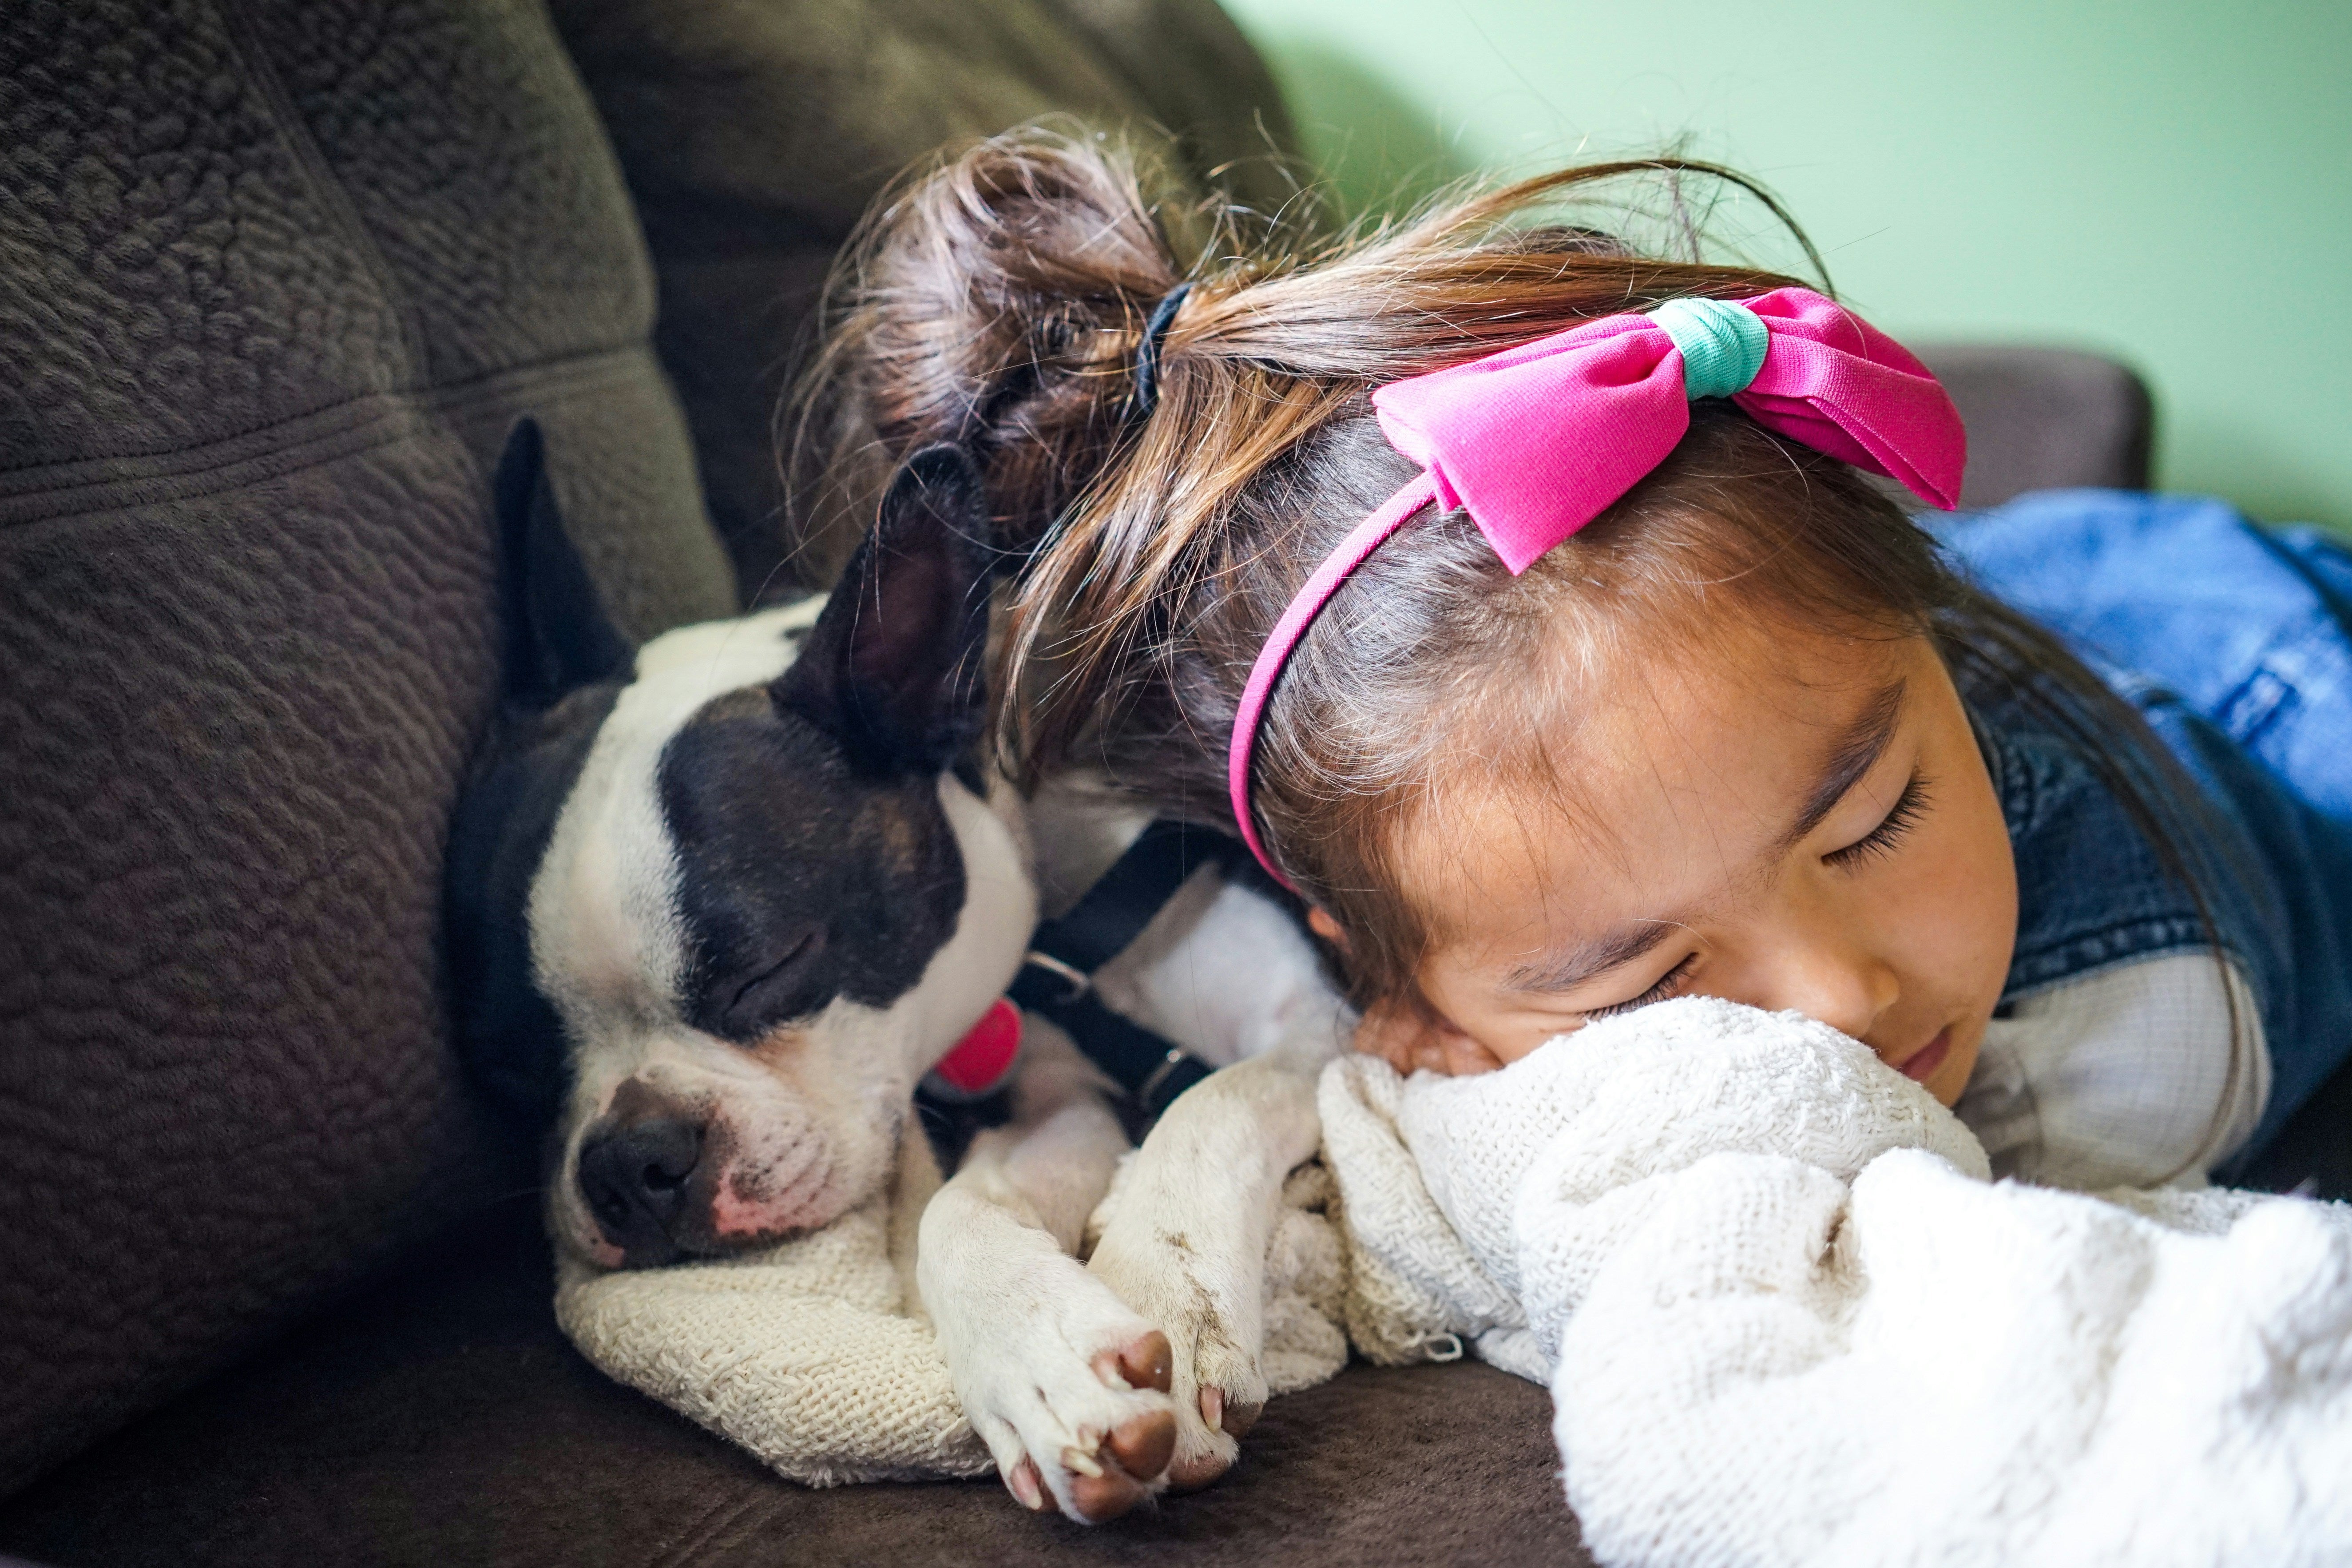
[2002,927,2227,1002]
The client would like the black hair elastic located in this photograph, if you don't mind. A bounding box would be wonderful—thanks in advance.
[1128,282,1194,420]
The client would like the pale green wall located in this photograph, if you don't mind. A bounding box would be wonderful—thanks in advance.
[1220,0,2352,528]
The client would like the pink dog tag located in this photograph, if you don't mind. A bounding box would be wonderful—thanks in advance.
[928,997,1023,1098]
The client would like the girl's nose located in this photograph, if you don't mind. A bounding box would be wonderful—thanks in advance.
[1773,955,1901,1045]
[1753,899,1902,1044]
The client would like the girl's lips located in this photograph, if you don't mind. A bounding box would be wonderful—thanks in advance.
[1898,1027,1952,1084]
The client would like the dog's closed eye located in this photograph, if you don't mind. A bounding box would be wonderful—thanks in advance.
[716,927,829,1039]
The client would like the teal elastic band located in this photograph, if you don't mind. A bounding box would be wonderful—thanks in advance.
[1646,297,1769,401]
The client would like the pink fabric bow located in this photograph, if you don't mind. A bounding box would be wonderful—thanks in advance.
[1227,286,1968,887]
[1372,286,1966,573]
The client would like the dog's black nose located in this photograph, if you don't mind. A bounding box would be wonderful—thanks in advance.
[577,1117,704,1262]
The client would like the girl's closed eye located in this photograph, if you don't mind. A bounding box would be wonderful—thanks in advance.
[1584,952,1698,1020]
[1582,772,1931,1022]
[1825,772,1932,869]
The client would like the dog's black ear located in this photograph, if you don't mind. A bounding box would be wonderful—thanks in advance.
[492,417,635,706]
[773,443,994,775]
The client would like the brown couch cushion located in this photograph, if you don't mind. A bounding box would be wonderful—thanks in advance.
[548,0,1299,592]
[0,1199,1591,1568]
[0,0,735,1494]
[1915,345,2154,507]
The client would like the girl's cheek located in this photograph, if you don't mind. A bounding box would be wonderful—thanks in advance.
[1932,749,2019,955]
[1476,1019,1558,1067]
[1352,994,1518,1076]
[1896,758,2019,1019]
[1440,1029,1509,1075]
[1924,680,2022,994]
[1352,1000,1443,1073]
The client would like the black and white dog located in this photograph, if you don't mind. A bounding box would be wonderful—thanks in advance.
[447,423,1345,1521]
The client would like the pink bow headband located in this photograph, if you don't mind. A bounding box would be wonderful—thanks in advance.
[1226,286,1968,888]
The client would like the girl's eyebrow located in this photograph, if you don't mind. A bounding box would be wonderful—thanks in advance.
[1773,679,1908,854]
[1500,678,1909,997]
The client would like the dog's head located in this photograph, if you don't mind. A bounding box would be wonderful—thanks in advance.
[447,423,1034,1267]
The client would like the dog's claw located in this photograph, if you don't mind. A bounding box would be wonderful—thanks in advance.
[1008,1457,1050,1512]
[1192,1383,1257,1435]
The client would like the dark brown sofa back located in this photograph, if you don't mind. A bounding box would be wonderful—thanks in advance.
[547,0,1301,593]
[0,0,736,1493]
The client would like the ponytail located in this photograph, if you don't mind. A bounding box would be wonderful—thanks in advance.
[784,124,1231,579]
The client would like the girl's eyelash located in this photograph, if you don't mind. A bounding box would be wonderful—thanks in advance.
[1825,771,1932,869]
[1579,773,1929,1022]
[1584,953,1698,1020]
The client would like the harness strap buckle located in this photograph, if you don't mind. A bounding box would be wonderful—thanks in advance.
[1135,1046,1192,1108]
[1020,950,1092,1005]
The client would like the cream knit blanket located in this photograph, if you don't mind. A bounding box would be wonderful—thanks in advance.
[554,1102,1349,1486]
[555,1193,991,1485]
[555,991,2351,1562]
[1318,995,2352,1568]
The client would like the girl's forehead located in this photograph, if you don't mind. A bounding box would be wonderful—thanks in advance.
[1401,623,1929,940]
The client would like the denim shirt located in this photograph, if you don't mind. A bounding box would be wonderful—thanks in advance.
[1943,492,2352,1163]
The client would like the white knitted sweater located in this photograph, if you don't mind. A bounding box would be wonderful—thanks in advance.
[1318,995,2352,1568]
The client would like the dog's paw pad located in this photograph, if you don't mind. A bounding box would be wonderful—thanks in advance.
[1093,1330,1173,1394]
[1053,1402,1177,1523]
[1063,1445,1148,1522]
[1198,1385,1258,1437]
[1164,1439,1237,1493]
[1156,1386,1248,1493]
[1108,1407,1177,1481]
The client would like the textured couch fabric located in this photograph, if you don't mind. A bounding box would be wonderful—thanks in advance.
[0,1199,1585,1568]
[547,0,1298,593]
[1916,345,2155,505]
[0,0,736,1494]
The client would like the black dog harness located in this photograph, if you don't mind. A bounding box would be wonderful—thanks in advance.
[917,821,1275,1163]
[1009,820,1241,1121]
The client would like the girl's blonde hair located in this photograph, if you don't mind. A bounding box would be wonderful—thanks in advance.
[796,126,2231,1010]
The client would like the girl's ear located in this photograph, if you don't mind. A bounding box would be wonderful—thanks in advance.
[1306,906,1350,951]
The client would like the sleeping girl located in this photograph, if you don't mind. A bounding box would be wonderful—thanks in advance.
[809,129,2352,1194]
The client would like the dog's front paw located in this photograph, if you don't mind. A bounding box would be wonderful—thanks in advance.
[992,1324,1178,1522]
[930,1226,1181,1522]
[1087,1218,1267,1492]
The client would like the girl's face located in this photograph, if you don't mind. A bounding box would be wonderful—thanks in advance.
[1352,620,2017,1108]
